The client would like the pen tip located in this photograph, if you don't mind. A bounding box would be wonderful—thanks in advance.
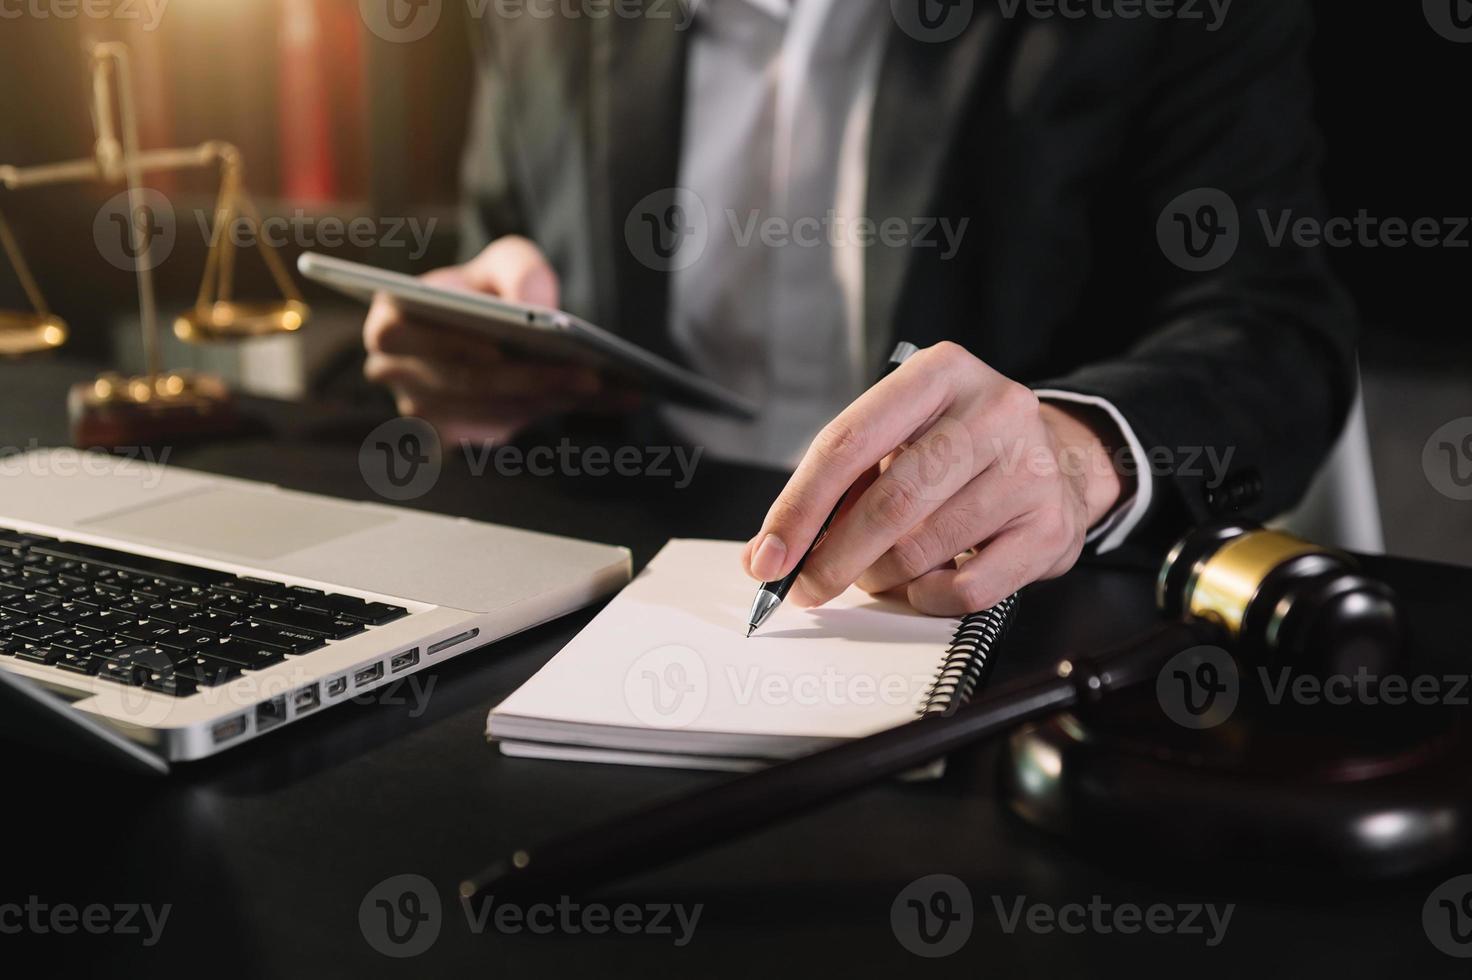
[745,625,755,638]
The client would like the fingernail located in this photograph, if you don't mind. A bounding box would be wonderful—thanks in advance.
[751,534,787,581]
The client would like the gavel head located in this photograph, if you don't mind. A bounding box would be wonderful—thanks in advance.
[1157,524,1401,676]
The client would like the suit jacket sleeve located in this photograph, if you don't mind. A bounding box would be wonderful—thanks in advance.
[1034,0,1358,554]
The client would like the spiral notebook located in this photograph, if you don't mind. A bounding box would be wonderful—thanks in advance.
[487,539,1014,774]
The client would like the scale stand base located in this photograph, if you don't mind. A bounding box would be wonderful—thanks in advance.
[1000,685,1472,880]
[67,371,242,450]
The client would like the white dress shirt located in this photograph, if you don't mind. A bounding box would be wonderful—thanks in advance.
[663,0,1152,552]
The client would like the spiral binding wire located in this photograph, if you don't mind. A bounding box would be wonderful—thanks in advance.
[917,593,1020,718]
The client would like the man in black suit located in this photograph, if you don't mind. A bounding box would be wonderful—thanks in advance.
[364,0,1355,615]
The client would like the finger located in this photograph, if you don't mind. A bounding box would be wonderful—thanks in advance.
[743,462,880,579]
[747,346,964,582]
[855,464,1025,596]
[904,525,1042,617]
[791,416,988,607]
[462,236,560,307]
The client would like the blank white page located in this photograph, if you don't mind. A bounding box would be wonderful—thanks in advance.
[490,539,961,745]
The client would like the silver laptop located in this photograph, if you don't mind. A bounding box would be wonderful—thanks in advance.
[0,449,631,762]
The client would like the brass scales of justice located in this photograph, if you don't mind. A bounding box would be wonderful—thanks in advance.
[0,41,310,447]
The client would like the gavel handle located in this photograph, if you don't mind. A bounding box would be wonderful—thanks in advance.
[461,621,1218,905]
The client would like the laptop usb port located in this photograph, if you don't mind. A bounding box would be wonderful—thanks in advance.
[354,663,383,688]
[293,684,320,713]
[212,715,247,744]
[256,696,287,732]
[391,649,420,674]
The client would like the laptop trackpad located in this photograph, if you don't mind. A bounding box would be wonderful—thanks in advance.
[81,487,393,563]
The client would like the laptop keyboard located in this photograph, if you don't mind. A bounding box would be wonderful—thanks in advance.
[0,527,408,698]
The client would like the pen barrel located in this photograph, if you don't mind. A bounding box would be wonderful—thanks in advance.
[463,622,1210,903]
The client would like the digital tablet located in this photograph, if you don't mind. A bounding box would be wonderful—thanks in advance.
[298,252,757,420]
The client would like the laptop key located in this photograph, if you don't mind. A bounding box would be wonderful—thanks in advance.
[152,626,219,653]
[173,655,244,687]
[300,593,407,624]
[285,585,325,601]
[12,622,67,644]
[227,623,327,654]
[143,672,198,697]
[250,605,363,640]
[2,595,59,617]
[98,661,150,686]
[15,645,62,665]
[74,609,139,632]
[182,610,245,634]
[38,605,93,626]
[55,651,102,675]
[209,639,289,670]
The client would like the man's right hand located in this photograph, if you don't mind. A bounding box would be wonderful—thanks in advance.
[363,236,639,445]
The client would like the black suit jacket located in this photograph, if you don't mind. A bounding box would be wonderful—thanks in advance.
[459,0,1357,554]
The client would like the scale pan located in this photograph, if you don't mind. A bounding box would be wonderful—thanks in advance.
[173,300,309,342]
[0,311,68,356]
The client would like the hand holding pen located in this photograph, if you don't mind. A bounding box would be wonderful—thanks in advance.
[743,341,1133,624]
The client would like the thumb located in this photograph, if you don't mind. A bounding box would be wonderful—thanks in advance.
[462,235,561,308]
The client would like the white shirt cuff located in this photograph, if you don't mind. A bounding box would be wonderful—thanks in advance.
[1033,389,1154,555]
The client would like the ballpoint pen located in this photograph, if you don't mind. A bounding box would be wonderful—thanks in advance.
[745,341,919,637]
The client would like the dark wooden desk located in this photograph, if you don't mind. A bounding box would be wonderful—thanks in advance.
[1,358,1464,978]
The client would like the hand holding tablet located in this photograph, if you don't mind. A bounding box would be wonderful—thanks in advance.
[302,238,755,445]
